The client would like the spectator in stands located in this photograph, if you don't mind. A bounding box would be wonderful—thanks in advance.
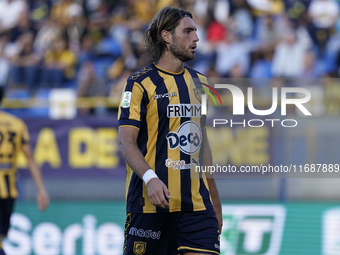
[63,2,87,54]
[247,0,285,16]
[77,61,107,115]
[78,33,96,66]
[256,15,286,53]
[50,0,74,29]
[230,3,253,41]
[250,51,273,78]
[40,36,77,88]
[29,0,53,30]
[0,33,11,88]
[272,31,309,77]
[133,0,157,24]
[323,73,340,115]
[0,0,335,101]
[308,0,339,52]
[8,31,40,90]
[285,0,310,28]
[10,10,37,43]
[0,0,28,34]
[33,19,61,56]
[300,50,325,78]
[215,32,250,77]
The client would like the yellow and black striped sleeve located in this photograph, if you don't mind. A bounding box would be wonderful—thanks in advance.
[118,79,149,130]
[20,120,30,145]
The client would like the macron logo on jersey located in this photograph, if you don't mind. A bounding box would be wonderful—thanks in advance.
[167,104,202,118]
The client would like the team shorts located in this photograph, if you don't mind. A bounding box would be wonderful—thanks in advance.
[0,199,15,236]
[123,208,220,255]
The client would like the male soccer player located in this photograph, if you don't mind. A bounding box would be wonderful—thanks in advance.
[118,7,222,255]
[0,87,49,255]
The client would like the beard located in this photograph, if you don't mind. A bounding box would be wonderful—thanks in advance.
[169,35,195,62]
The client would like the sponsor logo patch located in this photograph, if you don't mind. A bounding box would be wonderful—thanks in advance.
[166,121,202,155]
[167,104,201,117]
[165,157,199,170]
[154,92,177,100]
[129,227,161,239]
[121,92,132,108]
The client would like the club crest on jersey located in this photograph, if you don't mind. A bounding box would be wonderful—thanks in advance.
[121,91,132,108]
[166,121,202,155]
[133,241,146,255]
[194,88,202,102]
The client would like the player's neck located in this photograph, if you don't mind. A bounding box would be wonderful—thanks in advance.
[155,54,184,74]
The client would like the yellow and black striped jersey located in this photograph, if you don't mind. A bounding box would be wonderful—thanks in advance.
[0,111,30,199]
[118,63,212,213]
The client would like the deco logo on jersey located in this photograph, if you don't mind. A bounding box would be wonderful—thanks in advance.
[166,121,202,155]
[153,92,177,100]
[167,104,201,118]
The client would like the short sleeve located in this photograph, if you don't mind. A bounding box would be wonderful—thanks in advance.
[118,79,148,129]
[20,121,30,144]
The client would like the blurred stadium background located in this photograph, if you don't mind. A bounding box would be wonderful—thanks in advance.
[2,0,340,254]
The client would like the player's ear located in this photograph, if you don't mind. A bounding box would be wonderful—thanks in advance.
[161,30,172,44]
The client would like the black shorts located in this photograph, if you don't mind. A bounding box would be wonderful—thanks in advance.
[124,208,220,255]
[0,198,15,236]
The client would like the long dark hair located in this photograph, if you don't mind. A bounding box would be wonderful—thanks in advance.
[145,7,192,63]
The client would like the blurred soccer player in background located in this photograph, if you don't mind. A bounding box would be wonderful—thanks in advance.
[0,87,49,255]
[118,6,222,255]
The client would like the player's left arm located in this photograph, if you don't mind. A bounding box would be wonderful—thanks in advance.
[22,143,49,211]
[202,127,223,234]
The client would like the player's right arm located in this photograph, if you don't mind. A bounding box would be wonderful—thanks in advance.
[22,143,49,211]
[118,126,170,209]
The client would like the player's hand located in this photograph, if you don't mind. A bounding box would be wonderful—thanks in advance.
[147,178,171,209]
[213,202,223,234]
[36,189,49,211]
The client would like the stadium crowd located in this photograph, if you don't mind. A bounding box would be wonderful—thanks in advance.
[1,0,340,115]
